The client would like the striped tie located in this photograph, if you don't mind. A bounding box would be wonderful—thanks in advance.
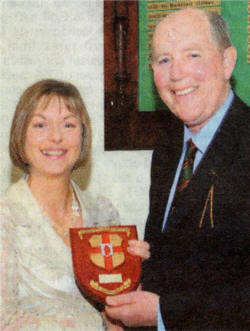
[177,139,197,193]
[170,139,197,215]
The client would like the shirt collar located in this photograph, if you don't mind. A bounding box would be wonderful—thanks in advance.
[184,90,234,154]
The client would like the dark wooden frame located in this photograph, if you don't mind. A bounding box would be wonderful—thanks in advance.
[104,0,170,150]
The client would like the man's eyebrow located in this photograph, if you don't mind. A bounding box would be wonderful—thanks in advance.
[184,47,202,51]
[152,52,170,59]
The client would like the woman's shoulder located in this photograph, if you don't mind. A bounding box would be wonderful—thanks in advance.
[72,181,120,227]
[0,178,23,215]
[0,193,16,234]
[0,177,36,227]
[0,196,11,221]
[1,177,28,201]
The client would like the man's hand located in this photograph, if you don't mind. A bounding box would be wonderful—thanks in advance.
[127,239,150,260]
[105,291,159,327]
[101,312,124,331]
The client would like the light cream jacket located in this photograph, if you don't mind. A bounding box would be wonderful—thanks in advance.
[0,178,120,331]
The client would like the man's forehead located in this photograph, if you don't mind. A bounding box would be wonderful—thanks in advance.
[152,11,211,48]
[157,8,206,24]
[154,9,208,37]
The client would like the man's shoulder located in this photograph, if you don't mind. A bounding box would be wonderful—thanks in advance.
[226,94,250,135]
[153,112,183,150]
[231,94,249,107]
[230,94,249,117]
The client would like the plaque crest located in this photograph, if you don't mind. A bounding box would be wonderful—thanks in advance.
[89,233,125,271]
[70,225,141,304]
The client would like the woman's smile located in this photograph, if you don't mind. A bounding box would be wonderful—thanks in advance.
[41,148,67,158]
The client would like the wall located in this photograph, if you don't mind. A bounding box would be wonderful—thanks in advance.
[0,0,152,238]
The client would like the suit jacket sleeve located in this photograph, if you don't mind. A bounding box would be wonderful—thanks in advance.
[142,96,250,330]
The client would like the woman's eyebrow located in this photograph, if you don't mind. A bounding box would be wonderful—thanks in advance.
[63,114,78,120]
[31,113,46,120]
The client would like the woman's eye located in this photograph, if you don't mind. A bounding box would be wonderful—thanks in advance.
[33,123,45,128]
[64,123,76,128]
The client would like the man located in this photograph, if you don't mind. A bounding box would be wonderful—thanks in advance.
[105,8,249,330]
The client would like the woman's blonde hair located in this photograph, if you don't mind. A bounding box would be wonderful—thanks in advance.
[9,79,91,172]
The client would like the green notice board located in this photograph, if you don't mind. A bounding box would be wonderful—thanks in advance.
[139,0,250,110]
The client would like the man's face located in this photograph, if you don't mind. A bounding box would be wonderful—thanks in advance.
[152,10,234,132]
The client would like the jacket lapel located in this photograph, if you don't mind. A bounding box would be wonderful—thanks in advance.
[165,96,242,230]
[151,123,183,231]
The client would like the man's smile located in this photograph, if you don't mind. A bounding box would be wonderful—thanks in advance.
[173,86,198,96]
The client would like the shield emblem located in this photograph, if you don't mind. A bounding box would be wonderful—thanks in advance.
[70,225,141,304]
[89,233,125,271]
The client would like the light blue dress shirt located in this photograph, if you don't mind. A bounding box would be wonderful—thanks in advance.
[157,90,234,331]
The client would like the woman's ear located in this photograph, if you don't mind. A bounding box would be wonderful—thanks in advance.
[223,46,237,81]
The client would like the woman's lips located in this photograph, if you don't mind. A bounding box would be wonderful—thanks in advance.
[41,149,67,158]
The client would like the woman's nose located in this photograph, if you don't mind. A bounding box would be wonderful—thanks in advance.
[49,125,63,143]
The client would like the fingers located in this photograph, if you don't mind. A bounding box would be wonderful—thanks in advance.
[105,294,135,326]
[136,283,142,291]
[127,240,150,259]
[105,291,159,327]
[105,304,129,325]
[128,240,150,249]
[106,292,137,306]
[101,311,124,331]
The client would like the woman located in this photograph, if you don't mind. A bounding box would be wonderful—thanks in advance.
[0,79,149,331]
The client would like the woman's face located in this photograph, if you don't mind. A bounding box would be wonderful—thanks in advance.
[25,95,82,179]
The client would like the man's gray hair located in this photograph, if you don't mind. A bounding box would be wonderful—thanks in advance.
[204,10,232,51]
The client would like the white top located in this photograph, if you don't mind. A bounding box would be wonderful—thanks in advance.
[0,177,120,331]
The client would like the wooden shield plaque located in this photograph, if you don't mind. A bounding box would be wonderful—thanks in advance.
[70,225,141,304]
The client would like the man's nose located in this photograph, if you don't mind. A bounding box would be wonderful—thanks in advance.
[169,59,185,81]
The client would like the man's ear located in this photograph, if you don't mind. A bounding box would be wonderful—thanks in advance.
[223,46,237,80]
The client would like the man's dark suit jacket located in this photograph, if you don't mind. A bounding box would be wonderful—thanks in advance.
[142,95,249,330]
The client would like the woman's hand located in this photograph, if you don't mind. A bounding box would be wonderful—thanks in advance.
[127,240,150,260]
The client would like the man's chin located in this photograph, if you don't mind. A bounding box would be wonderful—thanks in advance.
[184,118,205,133]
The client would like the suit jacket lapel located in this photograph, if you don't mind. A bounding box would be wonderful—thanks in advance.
[165,96,242,230]
[154,124,183,230]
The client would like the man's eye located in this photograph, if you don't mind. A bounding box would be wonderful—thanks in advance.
[159,57,169,64]
[191,53,200,58]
